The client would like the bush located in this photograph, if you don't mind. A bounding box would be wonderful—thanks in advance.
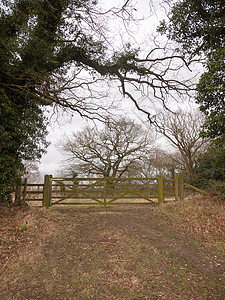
[207,181,225,201]
[193,141,225,200]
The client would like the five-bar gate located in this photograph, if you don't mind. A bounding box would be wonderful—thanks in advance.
[21,174,184,207]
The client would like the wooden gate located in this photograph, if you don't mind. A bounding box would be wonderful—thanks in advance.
[33,174,184,207]
[51,177,157,206]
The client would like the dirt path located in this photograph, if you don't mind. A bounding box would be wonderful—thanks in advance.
[1,205,225,299]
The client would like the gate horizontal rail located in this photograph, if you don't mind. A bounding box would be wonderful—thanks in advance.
[21,173,184,207]
[21,180,43,205]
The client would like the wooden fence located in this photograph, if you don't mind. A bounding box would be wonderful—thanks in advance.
[20,178,44,206]
[21,173,184,207]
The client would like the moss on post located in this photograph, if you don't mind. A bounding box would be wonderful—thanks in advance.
[104,178,107,206]
[157,174,164,204]
[22,178,27,202]
[178,173,184,200]
[43,175,52,208]
[175,173,179,201]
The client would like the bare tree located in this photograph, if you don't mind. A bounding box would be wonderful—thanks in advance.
[141,148,176,178]
[155,108,208,181]
[58,117,155,178]
[123,147,175,178]
[22,160,41,183]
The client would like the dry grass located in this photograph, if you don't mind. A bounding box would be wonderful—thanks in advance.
[1,196,225,299]
[0,206,59,267]
[154,194,225,244]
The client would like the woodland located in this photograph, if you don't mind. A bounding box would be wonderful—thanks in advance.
[0,0,224,204]
[0,2,225,298]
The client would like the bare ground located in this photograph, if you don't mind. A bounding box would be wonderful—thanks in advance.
[0,196,225,299]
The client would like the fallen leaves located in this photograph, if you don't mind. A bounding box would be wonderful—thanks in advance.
[0,206,31,266]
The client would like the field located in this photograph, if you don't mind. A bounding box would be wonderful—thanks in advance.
[0,195,225,299]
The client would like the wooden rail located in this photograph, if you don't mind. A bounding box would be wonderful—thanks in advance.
[21,173,185,207]
[21,181,43,206]
[185,183,208,194]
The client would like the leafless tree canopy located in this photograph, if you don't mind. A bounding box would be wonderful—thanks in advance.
[155,108,208,180]
[132,148,176,178]
[58,116,155,177]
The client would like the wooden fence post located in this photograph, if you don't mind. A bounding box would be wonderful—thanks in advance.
[178,173,184,200]
[15,176,22,205]
[157,174,164,204]
[104,178,107,206]
[22,178,27,202]
[174,173,179,201]
[43,175,52,208]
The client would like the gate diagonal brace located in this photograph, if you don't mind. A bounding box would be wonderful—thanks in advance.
[52,191,79,205]
[106,181,155,204]
[52,179,105,205]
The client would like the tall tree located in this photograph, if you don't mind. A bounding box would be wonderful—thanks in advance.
[158,0,225,55]
[58,117,155,178]
[0,0,194,202]
[0,89,48,202]
[158,0,225,142]
[196,50,225,141]
[156,108,207,182]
